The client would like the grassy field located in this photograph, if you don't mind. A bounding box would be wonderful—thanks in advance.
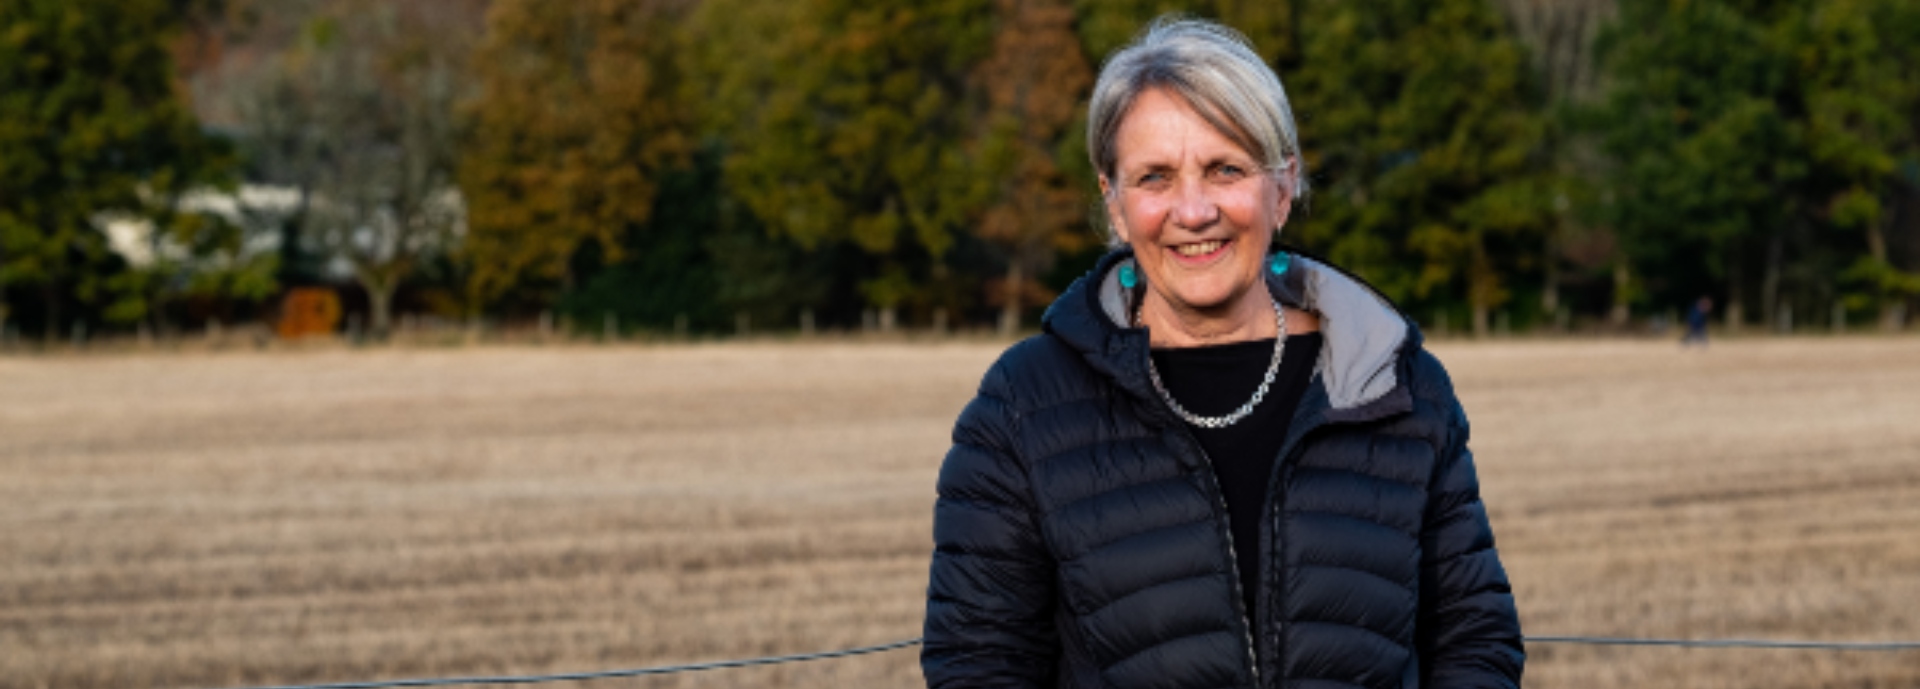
[3,337,1918,689]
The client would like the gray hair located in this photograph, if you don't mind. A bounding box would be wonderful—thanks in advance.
[1088,17,1307,203]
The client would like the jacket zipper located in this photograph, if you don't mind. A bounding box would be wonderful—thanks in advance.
[1181,414,1338,688]
[1259,431,1310,686]
[1133,316,1269,687]
[1255,371,1334,685]
[1169,429,1263,688]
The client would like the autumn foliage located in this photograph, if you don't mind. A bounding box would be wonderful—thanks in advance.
[459,0,690,306]
[5,0,1920,338]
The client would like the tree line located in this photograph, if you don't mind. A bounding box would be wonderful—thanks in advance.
[4,0,1918,341]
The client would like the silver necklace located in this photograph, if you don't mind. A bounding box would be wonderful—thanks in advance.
[1138,294,1288,429]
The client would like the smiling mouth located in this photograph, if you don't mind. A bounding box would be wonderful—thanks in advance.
[1172,240,1228,258]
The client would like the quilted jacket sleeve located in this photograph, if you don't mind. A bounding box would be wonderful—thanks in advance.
[922,360,1060,689]
[1417,381,1525,688]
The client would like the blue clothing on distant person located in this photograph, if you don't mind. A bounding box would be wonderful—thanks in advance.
[1683,297,1712,346]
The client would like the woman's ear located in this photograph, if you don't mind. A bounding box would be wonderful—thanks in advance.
[1099,175,1130,242]
[1271,162,1296,230]
[1273,184,1293,230]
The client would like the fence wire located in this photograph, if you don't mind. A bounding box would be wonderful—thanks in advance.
[211,634,1920,689]
[222,638,922,689]
[1526,635,1920,651]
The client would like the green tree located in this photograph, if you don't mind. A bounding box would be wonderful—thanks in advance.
[1289,0,1549,336]
[1069,3,1305,108]
[690,0,992,324]
[1796,0,1920,328]
[1585,0,1805,329]
[0,0,237,338]
[1073,0,1196,60]
[1496,0,1616,320]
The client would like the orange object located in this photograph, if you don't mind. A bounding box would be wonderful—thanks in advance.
[277,288,343,339]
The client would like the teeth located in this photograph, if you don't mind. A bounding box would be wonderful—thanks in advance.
[1175,241,1224,257]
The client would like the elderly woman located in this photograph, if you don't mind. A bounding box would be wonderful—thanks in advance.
[922,18,1523,689]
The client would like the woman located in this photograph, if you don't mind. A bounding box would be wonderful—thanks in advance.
[923,18,1523,689]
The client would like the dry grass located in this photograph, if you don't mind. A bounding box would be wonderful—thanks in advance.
[2,337,1918,689]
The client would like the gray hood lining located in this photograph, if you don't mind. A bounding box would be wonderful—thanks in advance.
[1095,255,1409,411]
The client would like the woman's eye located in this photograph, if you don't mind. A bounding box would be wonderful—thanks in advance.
[1213,164,1247,180]
[1137,172,1170,187]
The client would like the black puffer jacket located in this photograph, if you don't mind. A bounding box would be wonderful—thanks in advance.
[923,249,1523,689]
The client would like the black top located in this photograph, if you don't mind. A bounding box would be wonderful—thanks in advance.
[1150,332,1323,631]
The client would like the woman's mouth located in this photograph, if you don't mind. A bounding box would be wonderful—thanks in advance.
[1169,239,1230,263]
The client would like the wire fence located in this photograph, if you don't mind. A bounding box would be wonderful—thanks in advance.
[1525,635,1920,651]
[225,638,922,689]
[215,633,1920,689]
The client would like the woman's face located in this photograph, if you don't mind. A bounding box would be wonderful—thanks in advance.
[1102,88,1292,321]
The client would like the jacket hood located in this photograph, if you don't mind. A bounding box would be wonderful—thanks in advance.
[1041,247,1420,418]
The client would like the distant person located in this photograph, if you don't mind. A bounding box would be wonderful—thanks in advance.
[923,17,1523,689]
[1683,296,1713,347]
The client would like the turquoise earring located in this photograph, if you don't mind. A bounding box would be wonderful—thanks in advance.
[1269,251,1292,276]
[1118,263,1138,289]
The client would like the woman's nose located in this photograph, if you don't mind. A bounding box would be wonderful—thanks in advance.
[1170,175,1219,230]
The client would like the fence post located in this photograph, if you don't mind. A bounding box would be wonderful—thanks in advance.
[603,312,616,341]
[736,312,751,338]
[674,313,689,339]
[1832,300,1845,334]
[800,309,815,337]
